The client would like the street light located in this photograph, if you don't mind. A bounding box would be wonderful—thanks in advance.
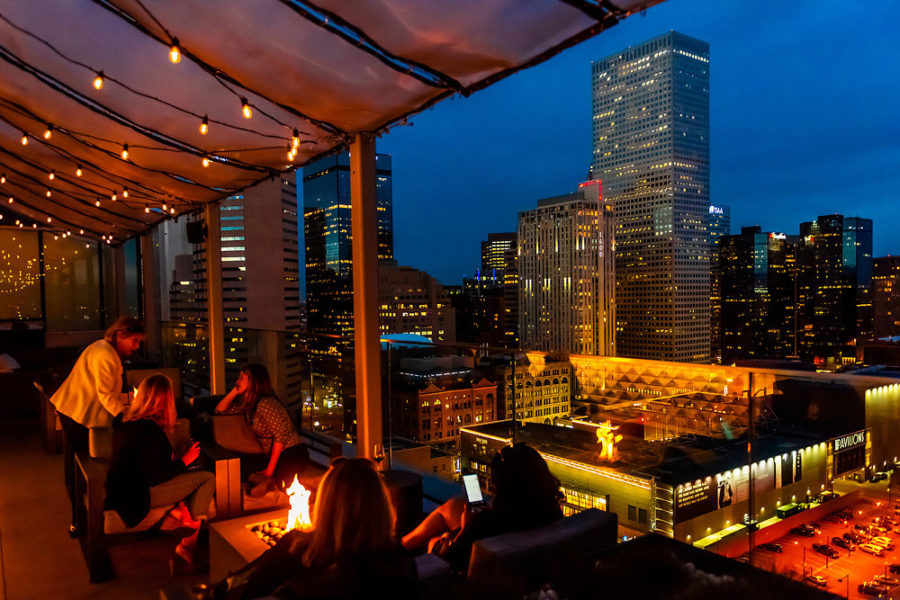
[837,574,849,600]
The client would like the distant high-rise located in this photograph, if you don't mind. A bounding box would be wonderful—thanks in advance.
[481,232,519,347]
[378,262,455,344]
[873,256,900,338]
[518,180,615,356]
[170,176,303,398]
[592,31,710,362]
[303,152,393,338]
[709,204,731,362]
[798,215,873,364]
[719,226,793,363]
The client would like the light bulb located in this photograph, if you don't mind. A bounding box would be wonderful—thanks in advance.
[7,197,13,204]
[20,134,28,146]
[32,224,37,229]
[47,217,52,223]
[1,174,5,184]
[122,188,128,198]
[200,115,209,135]
[169,207,176,215]
[80,229,84,234]
[241,97,252,119]
[144,205,150,213]
[202,157,210,168]
[162,203,168,211]
[48,170,55,180]
[43,125,53,140]
[46,190,52,197]
[54,235,58,240]
[75,166,83,177]
[287,149,295,161]
[95,200,101,207]
[169,39,181,64]
[121,144,129,160]
[93,71,104,90]
[111,193,117,201]
[292,129,300,149]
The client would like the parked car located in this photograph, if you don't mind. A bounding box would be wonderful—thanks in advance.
[859,582,887,597]
[812,543,839,559]
[832,536,854,550]
[873,471,890,482]
[791,526,816,537]
[872,536,895,550]
[856,523,872,533]
[870,523,890,534]
[758,542,783,553]
[845,531,866,544]
[804,574,827,587]
[874,574,899,587]
[861,543,885,556]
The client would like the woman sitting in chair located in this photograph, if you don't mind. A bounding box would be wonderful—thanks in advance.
[105,374,215,573]
[215,364,309,493]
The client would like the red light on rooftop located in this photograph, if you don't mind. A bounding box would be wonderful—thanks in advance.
[578,179,602,188]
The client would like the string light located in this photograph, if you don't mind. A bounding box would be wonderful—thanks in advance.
[241,97,252,119]
[169,207,176,215]
[292,129,300,149]
[79,229,84,234]
[93,71,104,90]
[121,144,129,160]
[48,170,55,181]
[7,197,13,204]
[202,156,210,168]
[32,224,37,229]
[287,148,296,161]
[45,190,52,198]
[111,192,117,201]
[46,217,52,223]
[122,188,128,198]
[43,124,53,140]
[162,203,168,211]
[169,38,181,64]
[0,174,5,184]
[144,204,150,213]
[200,115,209,135]
[94,200,101,207]
[20,133,28,146]
[75,166,83,177]
[53,235,58,240]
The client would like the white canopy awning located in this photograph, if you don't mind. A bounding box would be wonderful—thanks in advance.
[0,0,662,240]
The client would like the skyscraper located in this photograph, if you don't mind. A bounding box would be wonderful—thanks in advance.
[798,215,873,364]
[303,152,393,339]
[592,31,710,362]
[708,204,731,362]
[873,256,900,338]
[518,180,615,356]
[169,175,303,398]
[481,232,519,347]
[378,261,455,344]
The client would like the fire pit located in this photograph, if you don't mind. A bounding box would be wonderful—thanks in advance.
[210,474,316,581]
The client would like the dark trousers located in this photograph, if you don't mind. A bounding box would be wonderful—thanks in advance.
[239,443,310,487]
[58,412,88,528]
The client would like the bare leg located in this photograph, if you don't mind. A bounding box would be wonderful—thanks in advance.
[401,496,466,552]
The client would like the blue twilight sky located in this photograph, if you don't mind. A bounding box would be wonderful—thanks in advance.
[312,0,900,288]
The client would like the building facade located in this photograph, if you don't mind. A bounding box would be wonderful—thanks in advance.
[484,352,572,423]
[709,204,731,363]
[873,256,900,339]
[378,261,455,344]
[518,180,615,356]
[592,31,711,362]
[481,232,519,347]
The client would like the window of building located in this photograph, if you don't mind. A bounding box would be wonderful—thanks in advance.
[638,508,648,525]
[628,505,637,522]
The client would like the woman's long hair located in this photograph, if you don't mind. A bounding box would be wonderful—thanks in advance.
[302,458,395,569]
[123,374,176,433]
[489,443,564,528]
[237,363,277,419]
[103,316,144,346]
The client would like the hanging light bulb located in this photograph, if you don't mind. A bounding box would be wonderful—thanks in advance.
[169,38,182,63]
[0,174,5,184]
[200,115,209,135]
[121,144,129,160]
[241,97,252,119]
[287,148,296,161]
[45,190,52,197]
[144,204,150,213]
[75,165,83,177]
[20,133,28,146]
[162,203,168,211]
[7,197,13,204]
[93,71,104,90]
[47,217,52,223]
[111,192,117,201]
[202,156,210,168]
[169,207,176,215]
[95,200,101,207]
[291,129,300,149]
[43,125,53,140]
[79,229,84,234]
[54,234,59,240]
[32,223,37,229]
[48,170,55,181]
[122,188,129,198]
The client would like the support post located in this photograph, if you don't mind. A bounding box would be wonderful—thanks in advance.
[139,232,161,361]
[350,134,382,460]
[205,203,226,394]
[113,244,127,318]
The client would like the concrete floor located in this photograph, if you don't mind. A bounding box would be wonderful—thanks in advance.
[0,420,206,600]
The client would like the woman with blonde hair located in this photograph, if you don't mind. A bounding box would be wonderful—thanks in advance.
[215,458,416,599]
[105,374,215,574]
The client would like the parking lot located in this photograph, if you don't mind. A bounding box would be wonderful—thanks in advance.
[745,497,900,599]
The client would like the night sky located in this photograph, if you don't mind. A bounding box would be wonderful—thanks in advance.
[371,0,900,286]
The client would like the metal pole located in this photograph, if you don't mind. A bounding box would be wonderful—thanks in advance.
[349,134,382,461]
[140,232,161,361]
[205,203,226,394]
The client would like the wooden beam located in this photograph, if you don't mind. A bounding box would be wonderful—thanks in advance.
[350,135,382,460]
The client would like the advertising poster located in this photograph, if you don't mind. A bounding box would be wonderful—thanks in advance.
[675,478,716,523]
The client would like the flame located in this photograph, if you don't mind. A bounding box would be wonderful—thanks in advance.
[285,475,313,532]
[596,420,622,462]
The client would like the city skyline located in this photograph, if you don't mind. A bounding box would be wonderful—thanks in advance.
[376,0,900,285]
